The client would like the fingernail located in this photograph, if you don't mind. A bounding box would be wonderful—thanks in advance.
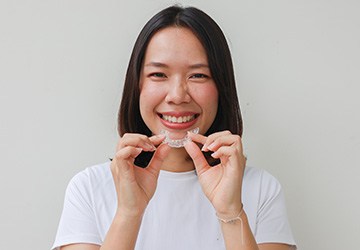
[211,152,218,158]
[207,142,216,151]
[135,147,143,154]
[146,143,156,151]
[155,134,166,142]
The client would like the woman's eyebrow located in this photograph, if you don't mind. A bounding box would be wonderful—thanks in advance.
[144,62,209,69]
[188,63,209,69]
[144,62,169,68]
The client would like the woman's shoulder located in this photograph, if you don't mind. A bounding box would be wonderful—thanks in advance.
[244,166,280,184]
[67,161,113,189]
[243,166,283,199]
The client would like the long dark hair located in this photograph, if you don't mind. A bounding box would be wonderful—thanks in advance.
[119,5,242,138]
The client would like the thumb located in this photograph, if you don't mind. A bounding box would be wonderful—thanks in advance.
[146,143,171,176]
[184,141,210,175]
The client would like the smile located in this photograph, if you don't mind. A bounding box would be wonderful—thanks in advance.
[160,114,199,124]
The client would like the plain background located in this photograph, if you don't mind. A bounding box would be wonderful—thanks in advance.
[1,0,359,249]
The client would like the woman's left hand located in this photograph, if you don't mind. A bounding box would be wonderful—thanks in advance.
[184,131,246,218]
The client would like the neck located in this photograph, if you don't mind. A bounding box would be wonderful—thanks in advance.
[161,147,195,172]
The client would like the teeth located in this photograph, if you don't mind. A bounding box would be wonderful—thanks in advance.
[162,115,196,123]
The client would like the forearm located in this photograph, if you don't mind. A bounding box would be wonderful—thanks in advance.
[100,212,143,250]
[220,211,259,250]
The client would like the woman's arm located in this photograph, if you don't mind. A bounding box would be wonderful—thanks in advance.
[61,244,99,250]
[185,131,259,250]
[217,209,294,250]
[99,211,143,250]
[186,131,295,250]
[218,210,258,250]
[220,208,295,250]
[60,212,142,250]
[59,134,170,250]
[259,243,296,250]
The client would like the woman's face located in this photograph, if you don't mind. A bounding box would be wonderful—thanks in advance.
[139,27,218,137]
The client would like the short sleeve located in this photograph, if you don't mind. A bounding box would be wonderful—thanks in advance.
[255,170,297,247]
[52,171,102,250]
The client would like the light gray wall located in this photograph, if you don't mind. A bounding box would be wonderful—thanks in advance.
[1,1,359,249]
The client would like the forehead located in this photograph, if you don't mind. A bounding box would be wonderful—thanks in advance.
[143,26,208,64]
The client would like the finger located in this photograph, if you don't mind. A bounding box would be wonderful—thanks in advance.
[189,131,233,152]
[149,134,166,146]
[112,147,143,177]
[207,134,243,152]
[211,146,246,171]
[117,134,156,152]
[187,132,207,145]
[116,146,143,162]
[146,143,171,176]
[201,131,232,151]
[184,141,210,175]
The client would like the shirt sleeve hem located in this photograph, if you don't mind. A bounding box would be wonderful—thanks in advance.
[256,233,297,248]
[51,234,102,250]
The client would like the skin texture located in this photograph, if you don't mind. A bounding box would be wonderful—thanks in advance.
[60,27,294,250]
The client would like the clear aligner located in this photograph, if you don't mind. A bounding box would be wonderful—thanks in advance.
[161,127,199,148]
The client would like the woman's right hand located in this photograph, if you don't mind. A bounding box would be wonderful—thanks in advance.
[110,133,170,218]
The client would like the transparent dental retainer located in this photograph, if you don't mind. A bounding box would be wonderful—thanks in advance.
[161,127,199,148]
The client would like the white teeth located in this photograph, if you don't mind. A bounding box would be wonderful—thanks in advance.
[162,115,196,123]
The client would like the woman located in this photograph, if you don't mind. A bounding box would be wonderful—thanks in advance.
[52,5,296,250]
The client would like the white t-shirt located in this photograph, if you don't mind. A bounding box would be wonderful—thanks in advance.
[52,162,296,249]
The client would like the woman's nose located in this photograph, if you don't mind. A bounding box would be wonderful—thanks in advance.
[165,79,191,104]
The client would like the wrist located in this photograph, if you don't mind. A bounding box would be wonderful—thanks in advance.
[215,202,243,219]
[216,203,244,223]
[116,206,145,221]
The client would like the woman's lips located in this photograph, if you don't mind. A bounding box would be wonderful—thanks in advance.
[158,112,199,130]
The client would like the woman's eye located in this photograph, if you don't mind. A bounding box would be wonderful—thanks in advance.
[150,72,166,78]
[191,73,208,79]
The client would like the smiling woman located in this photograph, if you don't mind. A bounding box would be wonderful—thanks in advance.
[139,27,218,141]
[52,5,296,250]
[119,6,242,140]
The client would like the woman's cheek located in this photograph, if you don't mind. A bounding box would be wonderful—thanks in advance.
[142,81,167,96]
[193,84,218,107]
[140,83,166,114]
